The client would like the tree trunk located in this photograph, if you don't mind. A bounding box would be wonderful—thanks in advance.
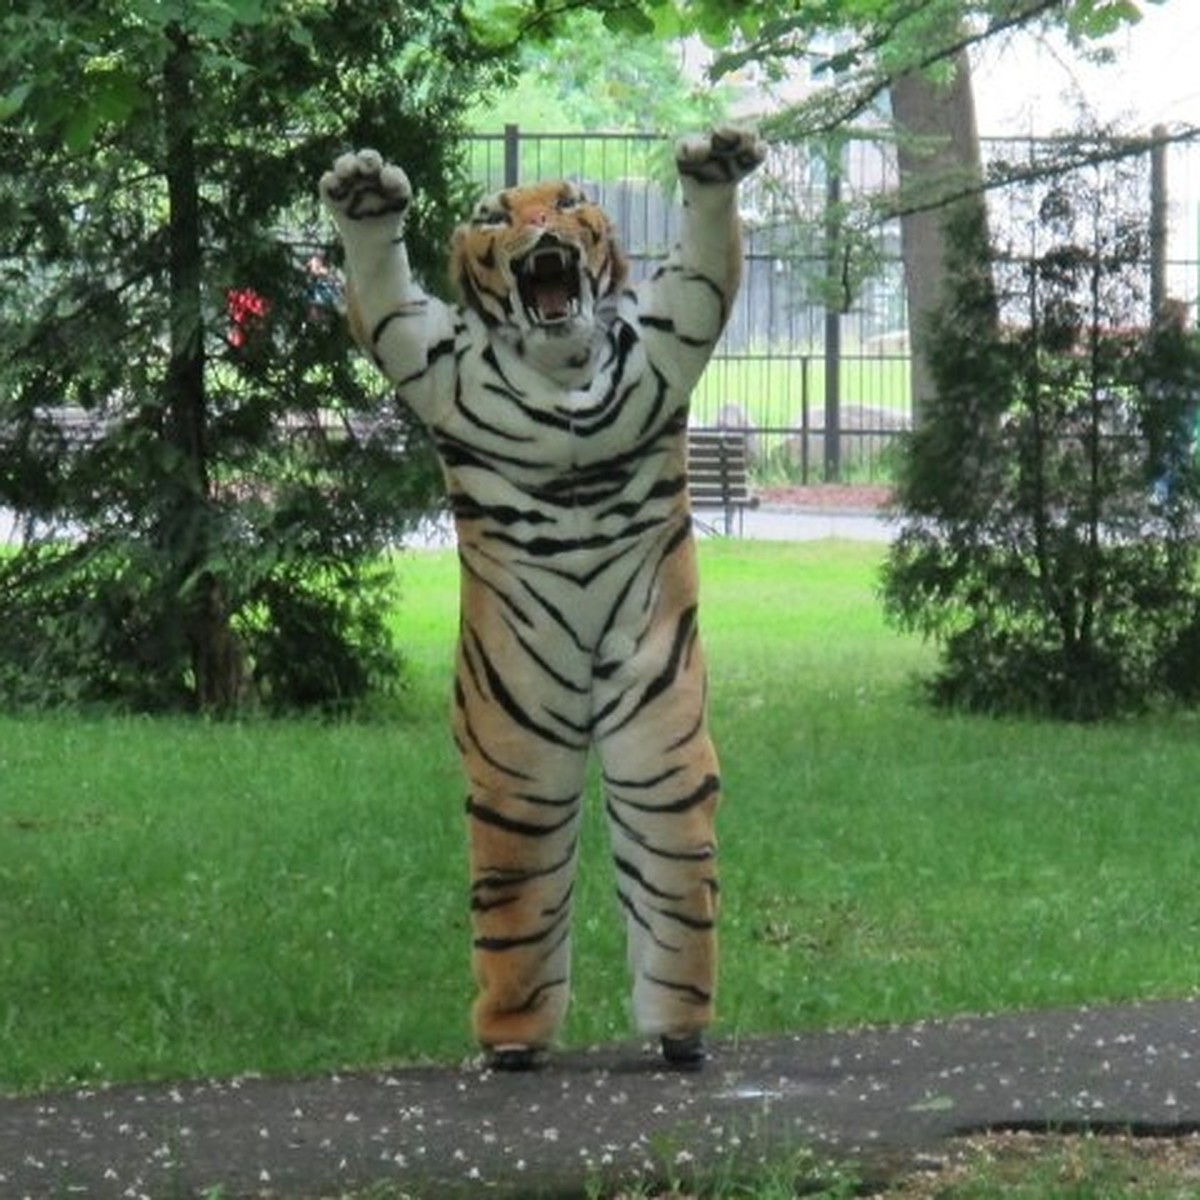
[163,26,242,710]
[889,49,990,422]
[163,25,207,496]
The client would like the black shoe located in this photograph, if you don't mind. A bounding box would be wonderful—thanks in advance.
[484,1044,546,1071]
[660,1032,706,1068]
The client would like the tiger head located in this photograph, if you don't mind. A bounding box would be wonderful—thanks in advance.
[451,181,627,350]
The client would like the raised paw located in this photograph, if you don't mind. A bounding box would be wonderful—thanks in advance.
[319,149,411,225]
[676,125,767,185]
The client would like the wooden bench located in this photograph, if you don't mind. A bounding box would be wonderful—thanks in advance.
[687,428,759,536]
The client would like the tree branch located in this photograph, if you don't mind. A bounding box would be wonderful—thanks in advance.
[876,123,1200,224]
[749,0,1069,142]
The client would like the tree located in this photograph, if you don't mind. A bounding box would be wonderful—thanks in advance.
[461,2,1171,134]
[881,152,1200,719]
[461,1,1176,422]
[468,7,730,135]
[890,47,988,419]
[0,2,508,712]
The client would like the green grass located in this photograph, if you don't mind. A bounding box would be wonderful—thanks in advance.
[692,354,911,482]
[3,540,1199,1098]
[882,1132,1200,1199]
[691,353,912,429]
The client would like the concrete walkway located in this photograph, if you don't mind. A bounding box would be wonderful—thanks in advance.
[2,502,894,552]
[734,502,894,543]
[3,998,1199,1198]
[397,502,896,551]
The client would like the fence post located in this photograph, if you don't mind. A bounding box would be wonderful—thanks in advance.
[1150,124,1167,316]
[800,354,811,485]
[504,124,520,188]
[824,140,843,482]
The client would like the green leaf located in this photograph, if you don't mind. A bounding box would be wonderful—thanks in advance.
[602,6,656,36]
[0,81,32,122]
[287,23,314,51]
[1067,0,1153,39]
[461,0,532,47]
[88,71,146,125]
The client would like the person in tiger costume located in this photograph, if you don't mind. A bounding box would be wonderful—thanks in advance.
[320,126,765,1070]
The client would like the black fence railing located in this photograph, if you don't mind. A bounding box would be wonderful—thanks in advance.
[468,126,1200,484]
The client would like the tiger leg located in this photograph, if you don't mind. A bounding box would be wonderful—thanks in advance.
[593,605,721,1045]
[453,619,591,1056]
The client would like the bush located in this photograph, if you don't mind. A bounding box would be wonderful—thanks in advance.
[882,155,1200,720]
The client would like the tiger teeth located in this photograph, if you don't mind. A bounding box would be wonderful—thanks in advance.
[522,247,572,275]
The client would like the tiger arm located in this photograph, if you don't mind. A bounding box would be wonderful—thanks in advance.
[319,150,457,426]
[635,127,766,392]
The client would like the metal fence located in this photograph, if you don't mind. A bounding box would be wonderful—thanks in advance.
[468,126,1200,484]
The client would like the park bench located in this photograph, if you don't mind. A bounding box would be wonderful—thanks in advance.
[687,427,759,536]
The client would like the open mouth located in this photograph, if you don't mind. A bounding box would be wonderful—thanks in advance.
[515,238,583,326]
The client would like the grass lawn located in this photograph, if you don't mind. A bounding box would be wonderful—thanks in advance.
[2,540,1199,1098]
[691,353,912,429]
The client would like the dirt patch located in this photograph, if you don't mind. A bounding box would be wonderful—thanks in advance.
[756,483,893,512]
[869,1130,1200,1198]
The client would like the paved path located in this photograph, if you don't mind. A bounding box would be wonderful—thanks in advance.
[737,502,893,542]
[2,503,893,552]
[398,503,895,550]
[3,998,1198,1198]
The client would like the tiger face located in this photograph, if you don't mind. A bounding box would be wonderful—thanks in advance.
[451,181,627,339]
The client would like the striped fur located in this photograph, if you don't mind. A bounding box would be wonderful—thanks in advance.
[321,128,765,1055]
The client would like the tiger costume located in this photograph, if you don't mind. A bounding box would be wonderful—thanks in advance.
[320,126,765,1069]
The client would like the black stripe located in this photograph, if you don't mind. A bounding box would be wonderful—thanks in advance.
[616,890,680,952]
[454,681,535,782]
[652,903,715,931]
[466,796,577,838]
[470,278,512,321]
[541,881,574,918]
[459,557,536,630]
[454,386,538,443]
[511,976,569,1013]
[475,906,570,953]
[480,381,573,432]
[517,788,581,808]
[467,624,588,749]
[450,494,555,526]
[645,260,729,323]
[531,539,646,590]
[596,475,687,522]
[640,312,718,350]
[368,299,429,344]
[487,569,593,653]
[470,570,593,656]
[435,431,545,473]
[606,799,716,862]
[604,605,698,734]
[616,773,720,816]
[604,764,685,790]
[483,516,666,558]
[503,616,590,695]
[643,973,711,1004]
[613,854,683,901]
[473,841,578,897]
[665,703,706,753]
[394,342,456,389]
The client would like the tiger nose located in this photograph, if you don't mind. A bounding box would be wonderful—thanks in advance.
[524,208,551,228]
